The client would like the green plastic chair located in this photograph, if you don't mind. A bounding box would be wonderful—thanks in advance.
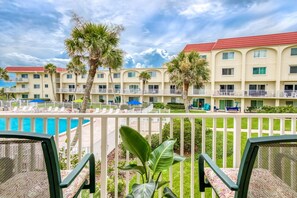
[199,135,297,198]
[0,131,95,198]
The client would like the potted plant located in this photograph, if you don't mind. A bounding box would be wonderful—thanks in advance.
[119,126,185,198]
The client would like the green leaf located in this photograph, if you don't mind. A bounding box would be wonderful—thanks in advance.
[120,126,151,165]
[163,187,177,198]
[156,181,169,189]
[148,140,176,175]
[131,182,155,198]
[172,153,186,165]
[119,164,145,175]
[126,194,134,198]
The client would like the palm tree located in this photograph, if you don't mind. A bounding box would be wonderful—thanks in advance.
[139,71,151,103]
[0,67,9,81]
[105,49,124,104]
[66,58,87,100]
[166,51,210,113]
[44,63,57,101]
[65,16,124,113]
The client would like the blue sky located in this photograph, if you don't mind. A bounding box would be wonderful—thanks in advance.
[0,0,297,69]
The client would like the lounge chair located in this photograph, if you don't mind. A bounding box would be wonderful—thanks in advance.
[199,135,297,197]
[94,108,100,113]
[0,131,95,197]
[46,106,53,112]
[100,108,107,113]
[11,107,18,112]
[114,109,120,114]
[107,109,113,113]
[52,107,59,113]
[59,107,65,112]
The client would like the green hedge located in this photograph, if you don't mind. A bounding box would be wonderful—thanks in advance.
[153,102,165,109]
[166,102,185,109]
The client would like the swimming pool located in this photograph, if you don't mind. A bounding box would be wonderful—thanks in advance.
[0,118,89,135]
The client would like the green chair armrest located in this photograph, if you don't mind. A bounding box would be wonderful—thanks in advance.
[199,153,238,191]
[60,153,95,193]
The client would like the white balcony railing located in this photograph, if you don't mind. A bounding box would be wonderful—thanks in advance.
[4,88,29,93]
[1,112,297,197]
[15,77,29,83]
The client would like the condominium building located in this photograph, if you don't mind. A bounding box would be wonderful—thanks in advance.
[4,31,297,112]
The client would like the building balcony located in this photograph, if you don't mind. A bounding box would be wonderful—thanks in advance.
[15,78,29,83]
[4,88,29,93]
[56,88,85,93]
[122,89,142,95]
[0,112,296,197]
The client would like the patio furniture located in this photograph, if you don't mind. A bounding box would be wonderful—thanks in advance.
[0,132,95,198]
[199,135,297,198]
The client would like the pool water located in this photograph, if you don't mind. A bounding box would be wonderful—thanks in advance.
[0,118,89,135]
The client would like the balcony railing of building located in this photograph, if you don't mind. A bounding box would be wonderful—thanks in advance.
[1,112,297,197]
[4,88,29,93]
[56,88,85,93]
[15,77,29,83]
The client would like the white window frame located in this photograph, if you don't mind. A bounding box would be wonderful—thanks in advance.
[254,49,267,58]
[222,68,234,76]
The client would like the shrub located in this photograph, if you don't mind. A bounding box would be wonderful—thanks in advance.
[153,102,165,109]
[166,102,185,109]
[120,104,129,110]
[162,118,210,153]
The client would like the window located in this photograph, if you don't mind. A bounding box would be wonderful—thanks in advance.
[81,74,87,79]
[200,55,207,59]
[22,94,28,99]
[149,97,158,103]
[286,101,294,106]
[33,74,40,79]
[128,72,136,78]
[114,84,121,93]
[83,85,86,89]
[68,85,75,89]
[21,74,28,78]
[45,94,49,98]
[148,85,159,93]
[222,68,234,75]
[34,94,40,99]
[253,67,266,74]
[254,50,267,58]
[251,100,263,108]
[97,73,104,78]
[222,52,234,60]
[67,74,72,79]
[45,84,48,88]
[249,84,266,96]
[129,85,139,90]
[219,85,234,95]
[148,71,156,78]
[113,73,120,78]
[290,66,297,74]
[171,97,177,103]
[291,48,297,56]
[34,84,40,89]
[21,84,26,88]
[44,74,48,78]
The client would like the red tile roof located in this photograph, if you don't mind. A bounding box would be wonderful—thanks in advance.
[5,66,66,73]
[183,42,215,52]
[184,31,297,52]
[213,31,297,50]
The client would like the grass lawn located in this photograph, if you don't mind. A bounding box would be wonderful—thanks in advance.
[127,131,260,197]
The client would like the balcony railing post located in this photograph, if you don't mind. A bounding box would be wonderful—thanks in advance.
[101,116,108,197]
[233,116,241,168]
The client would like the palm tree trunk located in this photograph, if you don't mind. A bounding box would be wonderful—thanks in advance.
[108,68,116,103]
[71,64,96,148]
[50,74,57,101]
[74,74,78,100]
[183,83,190,113]
[142,80,145,103]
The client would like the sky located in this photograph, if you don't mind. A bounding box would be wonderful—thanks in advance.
[0,0,297,69]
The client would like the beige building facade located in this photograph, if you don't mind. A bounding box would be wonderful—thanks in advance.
[5,31,297,112]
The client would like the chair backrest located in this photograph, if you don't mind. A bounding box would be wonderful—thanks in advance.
[236,135,297,198]
[0,132,62,197]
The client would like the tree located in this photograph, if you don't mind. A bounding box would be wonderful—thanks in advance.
[139,71,151,103]
[65,15,124,113]
[0,67,9,81]
[66,58,87,100]
[44,63,57,101]
[166,51,210,113]
[106,49,124,104]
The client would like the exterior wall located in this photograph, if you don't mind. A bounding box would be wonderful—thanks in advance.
[5,42,297,111]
